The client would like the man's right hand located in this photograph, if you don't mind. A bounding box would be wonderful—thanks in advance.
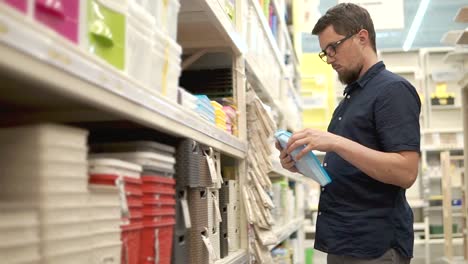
[275,141,299,173]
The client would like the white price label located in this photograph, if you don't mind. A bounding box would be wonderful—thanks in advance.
[116,178,129,219]
[212,192,222,223]
[181,197,192,229]
[205,148,218,184]
[201,231,218,262]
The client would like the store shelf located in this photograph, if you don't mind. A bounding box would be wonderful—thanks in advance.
[443,49,468,64]
[422,128,463,134]
[179,0,246,54]
[215,249,248,264]
[245,63,281,111]
[422,146,464,152]
[0,6,247,159]
[460,71,468,89]
[304,224,316,233]
[456,29,468,45]
[455,6,468,23]
[389,66,418,75]
[414,222,426,231]
[269,217,304,250]
[430,233,463,239]
[426,206,462,211]
[425,237,463,245]
[431,105,462,110]
[441,30,464,46]
[408,199,427,208]
[271,0,299,65]
[248,0,284,72]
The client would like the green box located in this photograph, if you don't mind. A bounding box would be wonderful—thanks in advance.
[429,224,458,234]
[305,248,314,264]
[87,0,126,70]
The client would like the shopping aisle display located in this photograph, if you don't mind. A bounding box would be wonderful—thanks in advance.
[0,0,304,263]
[0,124,91,264]
[89,140,177,264]
[175,139,232,263]
[244,89,277,262]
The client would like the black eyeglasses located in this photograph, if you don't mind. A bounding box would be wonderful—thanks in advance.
[318,34,355,63]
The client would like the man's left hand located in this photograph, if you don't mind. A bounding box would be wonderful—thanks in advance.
[286,128,339,160]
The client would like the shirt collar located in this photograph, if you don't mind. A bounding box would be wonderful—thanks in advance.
[343,61,386,95]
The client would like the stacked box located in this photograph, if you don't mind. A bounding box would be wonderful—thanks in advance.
[176,140,212,188]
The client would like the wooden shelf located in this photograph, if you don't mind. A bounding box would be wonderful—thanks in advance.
[456,29,468,45]
[0,5,247,159]
[455,6,468,23]
[441,30,464,46]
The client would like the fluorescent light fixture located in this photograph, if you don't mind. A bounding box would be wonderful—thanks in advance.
[402,0,431,51]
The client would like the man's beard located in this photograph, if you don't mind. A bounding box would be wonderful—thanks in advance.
[338,65,362,85]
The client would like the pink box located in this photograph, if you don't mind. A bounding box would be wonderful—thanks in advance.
[34,0,79,43]
[4,0,28,13]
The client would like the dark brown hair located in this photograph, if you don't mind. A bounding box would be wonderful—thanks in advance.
[312,3,377,53]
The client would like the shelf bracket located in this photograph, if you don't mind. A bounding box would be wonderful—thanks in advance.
[182,49,208,70]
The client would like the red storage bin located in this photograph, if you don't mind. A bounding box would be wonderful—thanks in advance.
[142,197,176,206]
[141,175,176,185]
[142,185,176,195]
[128,196,143,208]
[121,223,142,264]
[142,208,176,225]
[90,174,142,195]
[140,221,176,264]
[142,194,175,205]
[34,0,80,43]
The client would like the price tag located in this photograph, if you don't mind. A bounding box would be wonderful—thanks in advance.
[116,178,129,219]
[212,192,222,223]
[205,148,218,184]
[201,231,218,262]
[181,197,192,229]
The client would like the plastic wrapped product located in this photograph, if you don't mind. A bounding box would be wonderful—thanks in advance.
[274,130,332,186]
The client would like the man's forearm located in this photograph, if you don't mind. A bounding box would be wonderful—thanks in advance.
[331,136,419,189]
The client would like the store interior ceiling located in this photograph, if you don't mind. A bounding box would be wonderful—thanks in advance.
[302,0,467,52]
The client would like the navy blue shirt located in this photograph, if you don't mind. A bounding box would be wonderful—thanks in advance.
[314,62,421,258]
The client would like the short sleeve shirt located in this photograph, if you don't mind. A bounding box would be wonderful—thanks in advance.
[314,61,421,258]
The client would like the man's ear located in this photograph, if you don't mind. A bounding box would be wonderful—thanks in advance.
[357,29,369,46]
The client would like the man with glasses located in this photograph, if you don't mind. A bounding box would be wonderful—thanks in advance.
[277,3,420,264]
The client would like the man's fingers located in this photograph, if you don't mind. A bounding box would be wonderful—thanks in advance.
[275,141,282,151]
[286,138,311,154]
[295,144,314,161]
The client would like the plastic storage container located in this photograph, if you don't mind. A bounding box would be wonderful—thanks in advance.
[121,223,142,264]
[89,158,142,178]
[33,0,81,43]
[3,0,29,14]
[275,129,332,186]
[86,0,127,70]
[152,28,182,101]
[158,0,180,40]
[126,2,153,89]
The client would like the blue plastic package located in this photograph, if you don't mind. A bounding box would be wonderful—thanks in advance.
[274,129,332,186]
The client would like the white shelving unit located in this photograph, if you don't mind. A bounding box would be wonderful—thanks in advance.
[269,217,304,250]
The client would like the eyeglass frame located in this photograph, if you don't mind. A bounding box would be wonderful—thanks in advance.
[318,33,356,62]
